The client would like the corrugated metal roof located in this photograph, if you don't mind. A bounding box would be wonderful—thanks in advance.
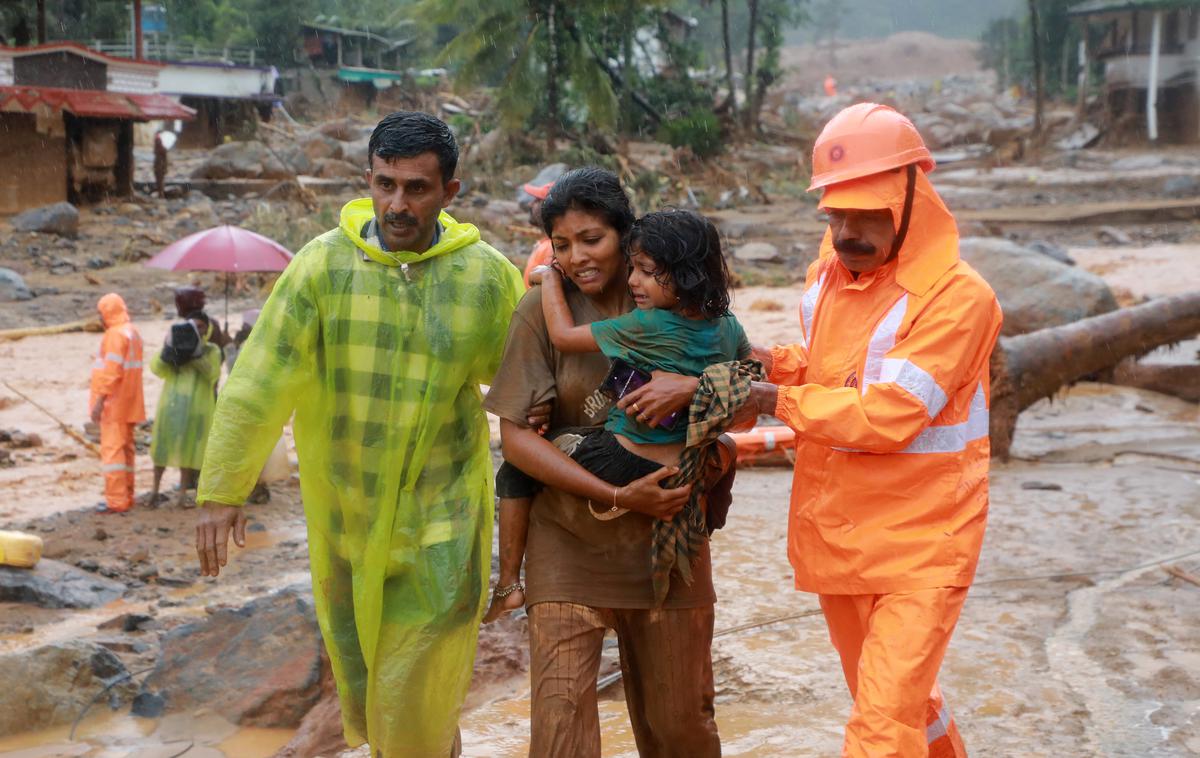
[1069,0,1196,16]
[0,85,194,121]
[0,42,164,69]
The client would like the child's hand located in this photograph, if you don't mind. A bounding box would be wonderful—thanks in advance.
[528,265,558,286]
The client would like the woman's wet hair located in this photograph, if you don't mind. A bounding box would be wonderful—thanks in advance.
[626,209,732,320]
[541,167,634,240]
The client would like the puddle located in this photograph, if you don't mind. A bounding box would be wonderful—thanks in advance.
[0,710,292,758]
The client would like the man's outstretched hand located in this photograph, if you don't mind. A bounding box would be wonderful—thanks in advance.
[196,503,248,577]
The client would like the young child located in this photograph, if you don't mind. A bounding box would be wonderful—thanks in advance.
[484,208,748,622]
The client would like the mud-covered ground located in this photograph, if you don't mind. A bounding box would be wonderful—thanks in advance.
[1,128,1199,756]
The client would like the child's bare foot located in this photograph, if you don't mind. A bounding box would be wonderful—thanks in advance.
[482,581,525,624]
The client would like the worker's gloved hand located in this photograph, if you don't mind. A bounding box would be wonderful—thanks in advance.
[195,503,248,577]
[90,397,105,425]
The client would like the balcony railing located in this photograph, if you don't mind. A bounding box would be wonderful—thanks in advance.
[87,39,263,67]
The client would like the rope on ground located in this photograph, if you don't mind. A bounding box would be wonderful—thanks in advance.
[2,380,101,456]
[69,665,156,741]
[593,546,1200,692]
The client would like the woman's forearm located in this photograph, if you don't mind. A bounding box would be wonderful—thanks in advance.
[500,420,616,503]
[541,273,600,353]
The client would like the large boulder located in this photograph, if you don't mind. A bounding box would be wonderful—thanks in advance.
[0,559,125,608]
[960,237,1118,336]
[12,202,79,238]
[0,267,32,301]
[140,585,323,728]
[341,136,371,168]
[0,641,134,736]
[191,141,293,180]
[300,131,344,162]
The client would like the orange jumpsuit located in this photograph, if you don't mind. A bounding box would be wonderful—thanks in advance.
[90,293,146,512]
[770,168,1002,757]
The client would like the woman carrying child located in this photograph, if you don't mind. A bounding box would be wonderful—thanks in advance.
[483,167,747,757]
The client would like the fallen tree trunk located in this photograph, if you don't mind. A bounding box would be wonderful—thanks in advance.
[990,291,1200,458]
[0,318,101,342]
[1111,359,1200,403]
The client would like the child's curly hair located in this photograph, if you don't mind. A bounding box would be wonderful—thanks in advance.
[625,209,732,320]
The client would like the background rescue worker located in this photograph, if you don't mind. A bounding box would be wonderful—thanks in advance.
[90,293,146,514]
[521,179,555,287]
[741,103,1003,756]
[193,112,523,757]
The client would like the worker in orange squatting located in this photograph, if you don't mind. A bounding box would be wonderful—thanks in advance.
[90,293,146,514]
[739,103,1003,756]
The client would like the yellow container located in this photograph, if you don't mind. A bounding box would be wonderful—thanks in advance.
[0,530,43,569]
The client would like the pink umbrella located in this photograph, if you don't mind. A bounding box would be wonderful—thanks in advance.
[145,225,293,328]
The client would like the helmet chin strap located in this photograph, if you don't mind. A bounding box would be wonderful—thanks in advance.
[889,164,918,259]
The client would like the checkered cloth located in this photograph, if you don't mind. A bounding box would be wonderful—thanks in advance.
[653,359,764,606]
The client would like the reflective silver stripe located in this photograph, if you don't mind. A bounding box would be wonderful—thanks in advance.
[105,352,123,363]
[901,383,988,454]
[836,383,988,455]
[926,703,951,743]
[878,357,949,419]
[124,360,143,369]
[800,273,826,348]
[101,463,133,472]
[92,359,105,369]
[860,294,908,388]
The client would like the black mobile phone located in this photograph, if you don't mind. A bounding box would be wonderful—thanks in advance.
[599,358,679,430]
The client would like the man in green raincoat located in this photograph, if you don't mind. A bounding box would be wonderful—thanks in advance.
[194,111,523,756]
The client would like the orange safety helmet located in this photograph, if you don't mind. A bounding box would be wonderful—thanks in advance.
[808,103,935,192]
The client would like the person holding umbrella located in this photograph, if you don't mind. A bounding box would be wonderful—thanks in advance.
[192,111,524,757]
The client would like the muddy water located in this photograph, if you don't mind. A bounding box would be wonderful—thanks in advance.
[0,710,293,757]
[457,383,1200,756]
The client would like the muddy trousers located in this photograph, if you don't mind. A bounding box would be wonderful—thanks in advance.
[100,422,136,512]
[819,588,969,758]
[528,601,720,758]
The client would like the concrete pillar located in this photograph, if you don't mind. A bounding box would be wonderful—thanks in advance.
[1147,9,1162,141]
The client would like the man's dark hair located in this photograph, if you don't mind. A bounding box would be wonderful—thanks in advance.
[541,167,634,239]
[627,208,732,320]
[367,111,459,183]
[183,309,211,325]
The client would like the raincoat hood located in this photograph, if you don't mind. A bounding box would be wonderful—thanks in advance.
[817,167,959,297]
[339,198,481,266]
[97,293,130,327]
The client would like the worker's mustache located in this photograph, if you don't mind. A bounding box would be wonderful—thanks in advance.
[383,211,419,227]
[834,238,877,256]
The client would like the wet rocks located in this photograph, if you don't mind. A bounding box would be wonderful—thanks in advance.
[0,558,126,608]
[0,268,33,302]
[191,140,298,180]
[960,237,1118,336]
[12,202,80,238]
[140,584,323,728]
[0,641,135,736]
[733,242,783,263]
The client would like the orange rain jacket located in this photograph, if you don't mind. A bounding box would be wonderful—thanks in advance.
[770,168,1002,595]
[90,293,146,424]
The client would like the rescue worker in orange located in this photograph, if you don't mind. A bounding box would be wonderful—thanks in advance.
[521,179,555,287]
[740,103,1003,756]
[90,293,146,514]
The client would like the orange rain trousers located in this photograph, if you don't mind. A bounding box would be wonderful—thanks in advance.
[820,588,969,758]
[100,422,136,512]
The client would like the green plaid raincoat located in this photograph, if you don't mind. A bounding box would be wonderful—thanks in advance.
[197,198,523,755]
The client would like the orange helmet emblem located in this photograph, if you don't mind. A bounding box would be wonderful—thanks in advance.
[808,102,935,192]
